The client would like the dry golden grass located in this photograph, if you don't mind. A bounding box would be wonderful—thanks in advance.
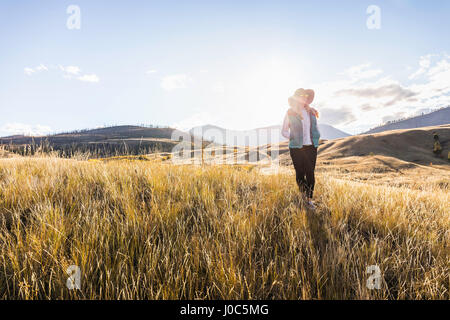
[0,157,448,299]
[313,155,450,191]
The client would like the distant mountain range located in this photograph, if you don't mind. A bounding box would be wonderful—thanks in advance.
[189,123,351,146]
[7,106,447,155]
[363,107,450,134]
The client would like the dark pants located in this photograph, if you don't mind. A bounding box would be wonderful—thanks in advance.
[289,146,318,199]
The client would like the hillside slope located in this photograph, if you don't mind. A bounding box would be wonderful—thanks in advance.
[319,124,449,166]
[363,107,450,134]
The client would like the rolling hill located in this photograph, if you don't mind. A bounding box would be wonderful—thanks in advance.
[363,106,450,134]
[319,124,449,165]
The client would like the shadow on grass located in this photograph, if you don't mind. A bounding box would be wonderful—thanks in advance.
[304,206,329,258]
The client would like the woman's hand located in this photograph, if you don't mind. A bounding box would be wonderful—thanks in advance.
[310,107,319,118]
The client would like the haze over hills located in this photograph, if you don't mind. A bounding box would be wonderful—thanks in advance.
[363,106,450,134]
[190,123,351,146]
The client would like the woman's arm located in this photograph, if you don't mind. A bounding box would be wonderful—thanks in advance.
[281,112,290,139]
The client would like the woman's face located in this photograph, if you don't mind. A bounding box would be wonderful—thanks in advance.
[297,95,309,105]
[292,98,306,112]
[289,96,308,112]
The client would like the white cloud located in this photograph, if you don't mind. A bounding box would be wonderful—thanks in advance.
[63,65,81,75]
[25,64,99,83]
[77,74,100,83]
[146,69,157,74]
[161,74,192,91]
[24,68,35,76]
[35,64,48,72]
[311,54,450,134]
[319,107,357,125]
[1,123,52,137]
[408,54,436,79]
[336,81,417,107]
[60,65,99,83]
[24,64,48,76]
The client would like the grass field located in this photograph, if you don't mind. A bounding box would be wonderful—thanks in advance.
[0,157,448,299]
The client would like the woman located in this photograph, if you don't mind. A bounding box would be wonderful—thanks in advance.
[281,88,321,210]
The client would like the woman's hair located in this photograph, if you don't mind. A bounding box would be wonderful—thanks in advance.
[288,97,319,119]
[288,97,297,108]
[288,97,303,119]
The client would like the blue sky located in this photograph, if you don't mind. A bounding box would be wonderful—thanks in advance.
[1,0,450,136]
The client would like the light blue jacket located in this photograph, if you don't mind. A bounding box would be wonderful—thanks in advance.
[282,109,321,148]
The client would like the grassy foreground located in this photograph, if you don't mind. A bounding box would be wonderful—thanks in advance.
[0,157,448,299]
